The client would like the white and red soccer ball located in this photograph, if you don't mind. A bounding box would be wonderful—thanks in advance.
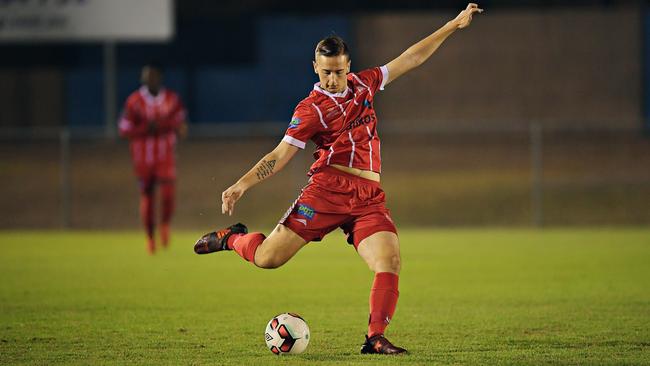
[264,313,310,355]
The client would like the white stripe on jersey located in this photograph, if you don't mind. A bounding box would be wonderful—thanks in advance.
[379,65,389,91]
[348,131,355,167]
[366,126,373,172]
[378,139,381,173]
[326,95,346,116]
[327,146,334,165]
[282,135,306,149]
[352,74,372,97]
[311,103,328,129]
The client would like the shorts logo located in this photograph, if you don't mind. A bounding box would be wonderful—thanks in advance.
[288,116,301,129]
[291,218,308,226]
[296,204,315,220]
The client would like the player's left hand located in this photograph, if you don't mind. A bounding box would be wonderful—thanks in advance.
[453,3,483,29]
[221,183,246,216]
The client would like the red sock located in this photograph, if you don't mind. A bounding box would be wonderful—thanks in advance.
[160,182,175,225]
[139,193,155,240]
[160,182,175,246]
[368,272,399,338]
[160,223,170,248]
[227,233,265,263]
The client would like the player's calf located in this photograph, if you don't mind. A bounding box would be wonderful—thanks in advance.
[252,251,286,269]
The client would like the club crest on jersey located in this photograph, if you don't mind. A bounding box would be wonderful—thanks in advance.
[296,204,315,220]
[288,117,301,129]
[363,99,372,108]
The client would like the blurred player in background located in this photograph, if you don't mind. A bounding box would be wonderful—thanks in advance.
[194,3,482,353]
[119,63,187,255]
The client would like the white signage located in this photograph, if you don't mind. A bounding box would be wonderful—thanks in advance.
[0,0,174,42]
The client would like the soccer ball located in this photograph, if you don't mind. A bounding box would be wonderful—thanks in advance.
[264,313,310,355]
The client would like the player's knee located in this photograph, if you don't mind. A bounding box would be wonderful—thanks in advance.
[376,253,401,274]
[386,253,401,273]
[254,250,286,269]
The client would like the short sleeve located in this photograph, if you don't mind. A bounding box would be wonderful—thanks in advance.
[118,95,145,138]
[171,94,187,124]
[355,66,389,95]
[282,103,320,149]
[159,92,187,131]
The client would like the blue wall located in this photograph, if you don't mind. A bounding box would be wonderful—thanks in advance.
[63,16,350,126]
[642,6,650,132]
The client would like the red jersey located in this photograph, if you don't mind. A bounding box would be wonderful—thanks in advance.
[118,86,186,179]
[282,66,388,176]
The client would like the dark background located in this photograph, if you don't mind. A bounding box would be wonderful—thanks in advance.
[1,0,649,230]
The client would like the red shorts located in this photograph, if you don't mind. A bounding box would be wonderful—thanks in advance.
[133,160,175,181]
[280,166,397,249]
[129,136,176,181]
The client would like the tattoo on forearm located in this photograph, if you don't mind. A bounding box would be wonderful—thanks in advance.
[255,159,276,181]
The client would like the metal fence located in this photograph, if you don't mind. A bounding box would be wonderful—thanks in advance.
[1,122,649,230]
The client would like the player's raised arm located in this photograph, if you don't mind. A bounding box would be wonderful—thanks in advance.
[384,3,483,87]
[221,141,299,216]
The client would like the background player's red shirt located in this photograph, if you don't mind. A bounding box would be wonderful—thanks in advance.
[118,87,186,179]
[282,66,388,175]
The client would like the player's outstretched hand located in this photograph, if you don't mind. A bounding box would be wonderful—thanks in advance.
[222,183,245,216]
[453,3,483,29]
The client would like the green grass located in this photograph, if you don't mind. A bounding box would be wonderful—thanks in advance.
[1,229,649,365]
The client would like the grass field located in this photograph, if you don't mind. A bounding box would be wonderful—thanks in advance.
[1,229,649,365]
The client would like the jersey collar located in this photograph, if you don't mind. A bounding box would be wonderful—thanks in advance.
[139,86,166,105]
[313,83,350,98]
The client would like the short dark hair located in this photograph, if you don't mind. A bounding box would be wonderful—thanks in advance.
[143,61,163,74]
[315,35,350,59]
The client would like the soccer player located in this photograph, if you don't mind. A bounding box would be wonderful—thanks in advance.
[194,4,482,354]
[119,63,187,254]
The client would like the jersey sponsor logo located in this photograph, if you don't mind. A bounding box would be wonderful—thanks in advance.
[344,113,376,132]
[288,116,301,129]
[296,204,315,220]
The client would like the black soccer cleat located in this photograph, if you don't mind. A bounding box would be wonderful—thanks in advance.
[360,334,407,355]
[193,223,248,254]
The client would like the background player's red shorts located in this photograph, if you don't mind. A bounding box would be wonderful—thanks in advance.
[280,166,397,249]
[129,135,177,182]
